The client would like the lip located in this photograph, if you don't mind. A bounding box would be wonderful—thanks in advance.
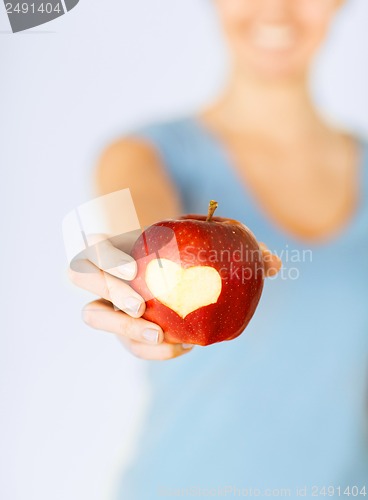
[251,24,296,51]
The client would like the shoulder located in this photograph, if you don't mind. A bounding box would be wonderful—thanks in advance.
[95,135,163,195]
[95,122,186,224]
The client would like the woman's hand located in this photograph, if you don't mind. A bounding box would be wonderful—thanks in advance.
[69,238,194,360]
[69,238,281,361]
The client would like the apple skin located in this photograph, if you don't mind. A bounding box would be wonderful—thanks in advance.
[130,213,264,346]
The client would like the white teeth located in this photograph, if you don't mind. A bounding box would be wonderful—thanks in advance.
[252,25,295,51]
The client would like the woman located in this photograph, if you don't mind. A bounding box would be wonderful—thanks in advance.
[70,0,368,497]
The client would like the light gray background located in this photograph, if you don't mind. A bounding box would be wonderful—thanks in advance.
[0,1,368,499]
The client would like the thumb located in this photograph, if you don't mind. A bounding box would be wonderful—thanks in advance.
[81,233,137,281]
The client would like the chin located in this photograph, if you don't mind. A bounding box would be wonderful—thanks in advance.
[240,49,309,81]
[250,61,304,81]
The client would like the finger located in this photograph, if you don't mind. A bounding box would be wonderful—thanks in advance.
[117,336,194,361]
[83,234,137,281]
[259,242,282,277]
[69,264,145,318]
[82,299,163,344]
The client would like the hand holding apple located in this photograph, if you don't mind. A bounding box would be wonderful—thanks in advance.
[131,201,273,346]
[69,203,281,359]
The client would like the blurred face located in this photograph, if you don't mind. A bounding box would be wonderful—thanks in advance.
[214,0,343,79]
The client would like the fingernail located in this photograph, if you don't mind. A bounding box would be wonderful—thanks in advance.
[142,328,160,344]
[117,260,136,280]
[182,344,194,349]
[122,297,143,316]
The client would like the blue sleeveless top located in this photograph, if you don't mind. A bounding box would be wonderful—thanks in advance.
[117,117,368,499]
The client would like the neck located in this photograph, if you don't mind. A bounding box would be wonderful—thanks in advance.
[211,64,327,143]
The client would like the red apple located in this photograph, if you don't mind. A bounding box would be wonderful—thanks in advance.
[131,201,264,346]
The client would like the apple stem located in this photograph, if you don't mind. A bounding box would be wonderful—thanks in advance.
[206,200,218,222]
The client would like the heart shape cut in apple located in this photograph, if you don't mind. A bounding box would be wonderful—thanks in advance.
[145,258,222,318]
